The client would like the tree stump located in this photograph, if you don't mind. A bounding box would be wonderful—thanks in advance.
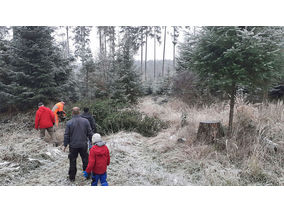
[196,121,224,143]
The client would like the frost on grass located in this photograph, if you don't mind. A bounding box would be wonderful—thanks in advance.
[1,96,284,185]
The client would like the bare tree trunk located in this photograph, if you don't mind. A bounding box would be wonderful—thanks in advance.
[81,27,89,98]
[86,65,89,99]
[228,82,237,136]
[104,32,107,80]
[111,27,115,59]
[162,26,167,77]
[144,33,148,81]
[173,43,176,71]
[66,26,69,57]
[104,33,107,56]
[172,27,176,71]
[140,33,143,75]
[154,33,156,79]
[262,85,269,105]
[99,28,102,54]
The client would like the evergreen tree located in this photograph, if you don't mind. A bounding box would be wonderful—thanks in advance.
[111,33,142,104]
[177,26,284,135]
[0,26,15,112]
[10,26,74,110]
[73,26,92,98]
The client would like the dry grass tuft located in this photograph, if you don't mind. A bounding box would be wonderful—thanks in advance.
[136,95,284,185]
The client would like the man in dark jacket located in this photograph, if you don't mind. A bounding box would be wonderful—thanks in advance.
[81,107,97,149]
[34,102,55,140]
[64,107,93,182]
[81,107,96,133]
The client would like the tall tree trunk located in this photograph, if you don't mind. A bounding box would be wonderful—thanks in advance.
[262,85,269,105]
[66,26,69,57]
[173,43,176,71]
[154,33,156,79]
[111,28,115,59]
[162,26,167,77]
[81,27,88,98]
[86,65,89,99]
[104,33,107,56]
[98,28,103,54]
[104,32,107,80]
[140,33,143,75]
[144,33,148,81]
[172,27,176,71]
[228,82,237,136]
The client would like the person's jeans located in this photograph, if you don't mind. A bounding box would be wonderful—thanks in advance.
[91,172,108,186]
[68,145,89,180]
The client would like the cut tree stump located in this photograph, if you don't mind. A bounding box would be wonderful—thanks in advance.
[196,121,225,143]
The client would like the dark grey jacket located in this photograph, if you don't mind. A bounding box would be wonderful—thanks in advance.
[64,115,93,148]
[81,112,97,133]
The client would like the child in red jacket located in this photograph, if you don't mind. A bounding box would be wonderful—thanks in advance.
[83,133,110,186]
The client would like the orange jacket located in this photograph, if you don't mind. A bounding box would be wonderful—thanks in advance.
[52,102,65,114]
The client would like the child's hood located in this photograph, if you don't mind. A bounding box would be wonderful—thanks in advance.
[93,143,108,155]
[94,141,106,147]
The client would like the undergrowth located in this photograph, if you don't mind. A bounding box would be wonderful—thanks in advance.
[65,99,168,137]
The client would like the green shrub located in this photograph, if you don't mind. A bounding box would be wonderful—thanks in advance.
[100,110,168,137]
[65,99,168,137]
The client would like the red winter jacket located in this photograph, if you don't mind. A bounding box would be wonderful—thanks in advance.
[35,106,55,129]
[86,143,110,175]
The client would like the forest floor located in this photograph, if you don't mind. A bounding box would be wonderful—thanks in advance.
[0,96,192,186]
[1,96,284,186]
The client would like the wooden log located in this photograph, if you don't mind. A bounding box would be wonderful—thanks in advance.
[197,121,224,143]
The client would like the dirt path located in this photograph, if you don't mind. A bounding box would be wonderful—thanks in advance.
[106,131,189,185]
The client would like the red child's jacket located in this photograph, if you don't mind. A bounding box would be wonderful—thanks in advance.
[86,143,110,175]
[35,106,55,129]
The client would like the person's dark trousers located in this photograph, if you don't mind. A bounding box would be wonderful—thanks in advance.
[68,145,89,180]
[91,172,108,186]
[87,139,93,150]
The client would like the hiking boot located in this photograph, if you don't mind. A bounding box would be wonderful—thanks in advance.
[68,176,75,182]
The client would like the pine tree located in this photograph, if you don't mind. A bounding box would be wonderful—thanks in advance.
[73,26,92,98]
[10,26,74,110]
[111,33,142,104]
[0,26,15,112]
[178,26,284,135]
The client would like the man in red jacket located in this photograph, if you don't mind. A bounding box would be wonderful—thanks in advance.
[83,133,110,186]
[35,102,55,141]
